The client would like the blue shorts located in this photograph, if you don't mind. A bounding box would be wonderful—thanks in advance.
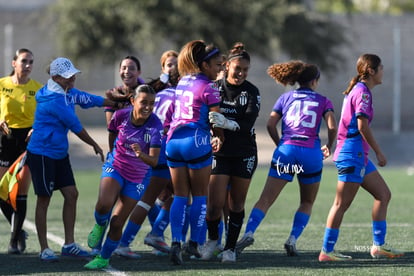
[152,137,171,179]
[166,127,212,169]
[335,158,377,183]
[101,162,151,201]
[268,144,323,185]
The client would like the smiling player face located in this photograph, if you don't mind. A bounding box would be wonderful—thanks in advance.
[131,91,155,123]
[119,58,141,88]
[226,57,250,86]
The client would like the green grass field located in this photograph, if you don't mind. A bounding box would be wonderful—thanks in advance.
[0,166,412,275]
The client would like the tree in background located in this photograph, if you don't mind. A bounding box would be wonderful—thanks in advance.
[50,0,347,71]
[315,0,414,14]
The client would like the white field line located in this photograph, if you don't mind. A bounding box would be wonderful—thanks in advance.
[23,219,127,276]
[255,222,413,229]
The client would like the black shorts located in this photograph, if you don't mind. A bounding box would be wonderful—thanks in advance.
[211,154,257,179]
[26,151,76,197]
[0,127,31,167]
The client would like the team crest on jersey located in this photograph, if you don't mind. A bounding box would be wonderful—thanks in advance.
[239,91,248,106]
[210,82,219,90]
[361,93,370,103]
[144,132,151,143]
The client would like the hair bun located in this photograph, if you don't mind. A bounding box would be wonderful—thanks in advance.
[231,42,244,52]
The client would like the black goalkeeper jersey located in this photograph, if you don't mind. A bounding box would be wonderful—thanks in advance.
[214,78,260,157]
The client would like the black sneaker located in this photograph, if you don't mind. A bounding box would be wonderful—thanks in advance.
[185,240,201,258]
[8,244,21,254]
[170,242,183,265]
[284,236,299,257]
[18,230,28,253]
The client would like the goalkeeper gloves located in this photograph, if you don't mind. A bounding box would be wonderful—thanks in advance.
[208,111,240,131]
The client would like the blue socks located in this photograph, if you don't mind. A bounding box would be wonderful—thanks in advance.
[101,237,119,259]
[244,208,265,234]
[147,204,161,227]
[289,211,310,239]
[372,220,387,246]
[94,210,111,226]
[182,204,191,241]
[119,220,141,247]
[170,196,188,242]
[190,196,207,243]
[152,208,170,237]
[322,228,339,252]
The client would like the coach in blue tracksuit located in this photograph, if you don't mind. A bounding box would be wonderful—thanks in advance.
[26,57,115,262]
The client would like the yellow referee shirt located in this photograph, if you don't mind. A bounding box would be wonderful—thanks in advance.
[0,76,43,128]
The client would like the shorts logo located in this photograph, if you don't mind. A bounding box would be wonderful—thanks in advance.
[0,160,10,167]
[274,157,304,176]
[360,167,365,178]
[136,183,145,195]
[194,128,209,148]
[49,181,55,191]
[244,155,256,174]
[104,167,114,173]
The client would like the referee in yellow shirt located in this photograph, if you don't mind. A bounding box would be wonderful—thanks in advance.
[0,48,42,254]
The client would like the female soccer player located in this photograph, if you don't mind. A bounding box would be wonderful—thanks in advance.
[201,42,260,262]
[113,66,180,258]
[236,60,337,257]
[319,54,404,261]
[166,40,230,265]
[84,85,163,269]
[104,56,145,126]
[0,48,42,254]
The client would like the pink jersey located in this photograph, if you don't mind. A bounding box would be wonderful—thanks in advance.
[167,73,220,139]
[333,82,374,162]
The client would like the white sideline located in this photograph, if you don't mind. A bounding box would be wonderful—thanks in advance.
[23,220,127,276]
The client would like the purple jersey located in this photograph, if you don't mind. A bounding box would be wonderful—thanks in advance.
[154,86,176,128]
[108,108,163,182]
[273,88,334,148]
[167,74,220,139]
[333,82,373,162]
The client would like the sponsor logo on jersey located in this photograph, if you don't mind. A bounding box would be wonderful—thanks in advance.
[2,88,13,93]
[292,93,307,98]
[221,107,237,114]
[222,100,236,106]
